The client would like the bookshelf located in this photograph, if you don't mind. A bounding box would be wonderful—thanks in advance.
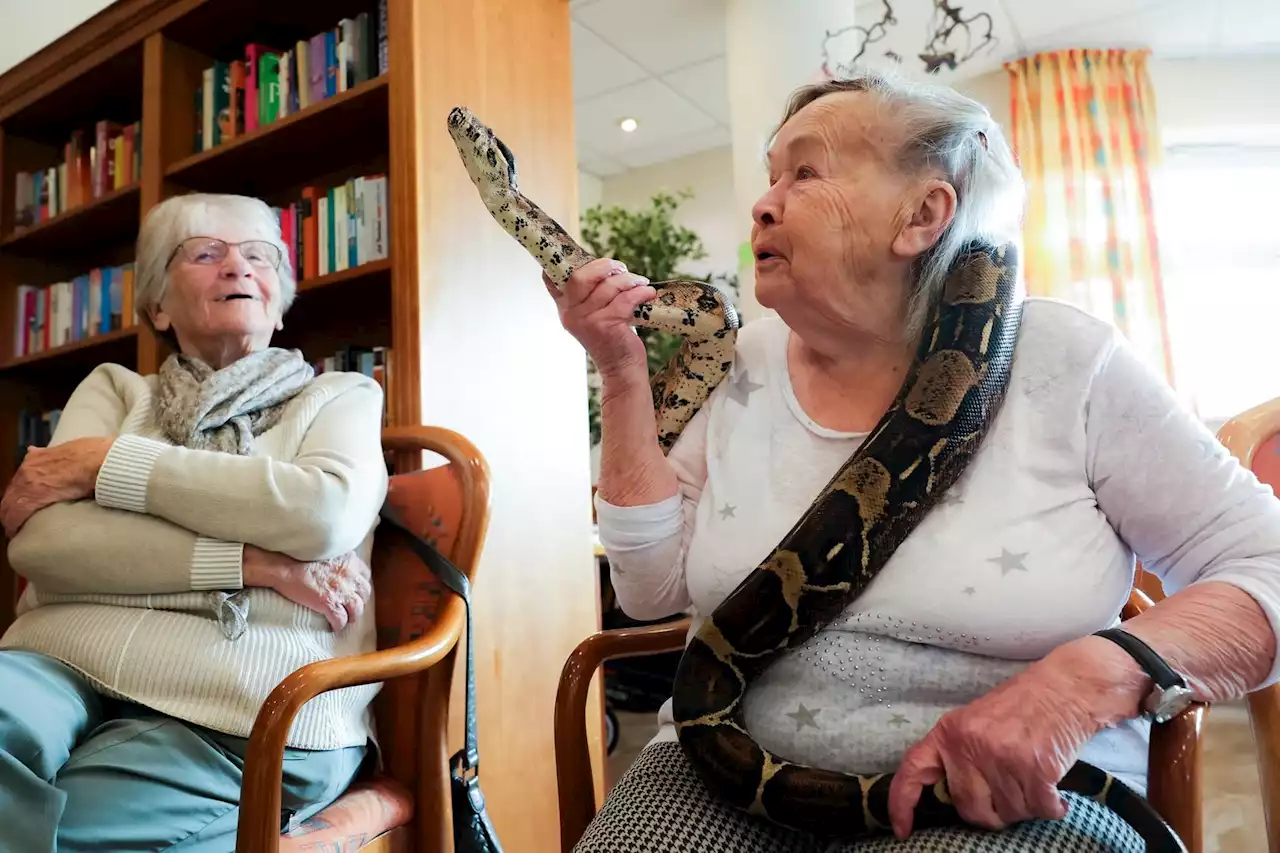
[0,0,601,849]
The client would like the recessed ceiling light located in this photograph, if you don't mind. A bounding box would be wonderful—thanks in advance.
[619,117,638,133]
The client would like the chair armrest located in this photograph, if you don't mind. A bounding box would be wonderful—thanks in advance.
[1122,583,1205,851]
[1249,685,1280,853]
[554,617,691,853]
[234,596,466,853]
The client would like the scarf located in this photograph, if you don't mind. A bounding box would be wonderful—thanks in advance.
[154,347,315,456]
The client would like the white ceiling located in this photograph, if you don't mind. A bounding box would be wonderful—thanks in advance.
[571,0,1280,178]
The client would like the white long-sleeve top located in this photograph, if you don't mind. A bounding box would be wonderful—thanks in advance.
[595,299,1280,795]
[1,363,389,750]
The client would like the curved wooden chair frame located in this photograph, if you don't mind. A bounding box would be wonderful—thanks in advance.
[553,593,1205,853]
[236,425,491,853]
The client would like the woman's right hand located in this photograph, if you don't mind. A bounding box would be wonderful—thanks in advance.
[543,257,655,380]
[242,545,372,632]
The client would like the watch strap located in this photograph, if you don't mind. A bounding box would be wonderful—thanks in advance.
[1093,627,1185,690]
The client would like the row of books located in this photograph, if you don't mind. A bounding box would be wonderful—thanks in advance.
[313,345,393,425]
[273,175,389,281]
[15,264,132,357]
[195,4,387,152]
[13,121,142,229]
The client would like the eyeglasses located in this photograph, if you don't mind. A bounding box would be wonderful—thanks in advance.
[166,237,282,270]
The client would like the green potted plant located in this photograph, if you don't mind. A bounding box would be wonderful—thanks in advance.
[579,189,739,446]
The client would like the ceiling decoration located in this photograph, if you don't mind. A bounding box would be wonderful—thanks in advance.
[822,0,1000,77]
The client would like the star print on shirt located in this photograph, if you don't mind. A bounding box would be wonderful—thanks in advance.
[786,703,821,730]
[988,548,1028,575]
[719,503,737,520]
[727,370,763,406]
[888,713,909,727]
[962,586,976,596]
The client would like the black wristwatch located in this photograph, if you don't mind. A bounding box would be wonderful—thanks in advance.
[1093,627,1195,724]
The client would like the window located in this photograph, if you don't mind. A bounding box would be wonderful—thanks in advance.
[1156,142,1280,427]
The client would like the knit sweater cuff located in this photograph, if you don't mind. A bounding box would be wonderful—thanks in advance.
[191,537,245,590]
[95,434,168,513]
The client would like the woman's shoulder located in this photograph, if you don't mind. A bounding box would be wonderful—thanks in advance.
[1016,297,1122,366]
[72,362,156,404]
[302,369,385,405]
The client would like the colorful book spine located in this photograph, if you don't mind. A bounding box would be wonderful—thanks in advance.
[13,263,134,356]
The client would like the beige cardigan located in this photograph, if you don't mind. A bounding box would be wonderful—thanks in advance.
[0,362,389,750]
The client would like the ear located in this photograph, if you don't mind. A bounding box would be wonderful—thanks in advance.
[892,179,957,260]
[148,304,171,332]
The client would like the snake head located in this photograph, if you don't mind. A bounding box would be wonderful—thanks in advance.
[446,105,519,191]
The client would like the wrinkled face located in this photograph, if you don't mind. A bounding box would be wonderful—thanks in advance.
[751,91,920,339]
[152,221,284,350]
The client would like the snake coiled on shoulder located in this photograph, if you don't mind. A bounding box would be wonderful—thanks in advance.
[446,105,1185,853]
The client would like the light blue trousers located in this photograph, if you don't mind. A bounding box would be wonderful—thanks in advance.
[0,649,367,853]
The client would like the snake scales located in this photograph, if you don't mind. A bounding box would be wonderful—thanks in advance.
[446,106,1184,852]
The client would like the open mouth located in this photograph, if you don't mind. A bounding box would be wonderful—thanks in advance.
[217,294,255,302]
[756,251,780,262]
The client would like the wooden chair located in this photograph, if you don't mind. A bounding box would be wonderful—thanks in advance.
[554,593,1204,853]
[236,425,491,853]
[557,397,1280,853]
[1219,396,1280,853]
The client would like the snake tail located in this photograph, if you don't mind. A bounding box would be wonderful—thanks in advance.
[447,105,740,449]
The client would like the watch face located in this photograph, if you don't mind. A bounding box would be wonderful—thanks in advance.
[1146,685,1195,724]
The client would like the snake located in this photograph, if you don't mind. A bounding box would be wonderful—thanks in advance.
[446,105,1185,852]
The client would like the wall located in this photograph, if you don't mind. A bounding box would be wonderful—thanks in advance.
[1150,56,1280,144]
[0,0,116,76]
[595,144,742,281]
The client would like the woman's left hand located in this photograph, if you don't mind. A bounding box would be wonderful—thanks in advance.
[0,437,115,538]
[888,635,1148,838]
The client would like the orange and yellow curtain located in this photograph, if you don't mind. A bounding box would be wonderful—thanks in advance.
[1006,49,1175,385]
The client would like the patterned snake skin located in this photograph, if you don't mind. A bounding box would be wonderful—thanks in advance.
[445,105,1185,853]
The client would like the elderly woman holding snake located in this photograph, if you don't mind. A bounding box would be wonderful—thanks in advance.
[448,71,1280,852]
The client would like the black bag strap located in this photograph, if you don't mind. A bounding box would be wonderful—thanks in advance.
[378,503,480,772]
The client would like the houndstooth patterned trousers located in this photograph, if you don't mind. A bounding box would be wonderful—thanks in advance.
[573,743,1147,853]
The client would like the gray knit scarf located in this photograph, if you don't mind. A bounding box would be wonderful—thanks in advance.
[153,347,314,639]
[154,347,314,456]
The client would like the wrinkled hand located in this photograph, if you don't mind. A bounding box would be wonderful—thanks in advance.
[888,637,1148,838]
[244,545,373,632]
[544,257,655,380]
[1,437,115,538]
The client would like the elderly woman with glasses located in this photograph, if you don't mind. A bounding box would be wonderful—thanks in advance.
[0,192,388,852]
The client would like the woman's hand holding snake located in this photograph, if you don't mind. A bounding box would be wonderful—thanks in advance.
[546,256,655,382]
[889,635,1149,838]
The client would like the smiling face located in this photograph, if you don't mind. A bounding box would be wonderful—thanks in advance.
[150,218,285,368]
[751,90,954,346]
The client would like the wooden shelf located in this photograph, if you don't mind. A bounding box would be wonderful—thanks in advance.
[1,45,143,143]
[0,327,138,376]
[165,76,389,197]
[298,258,391,294]
[0,184,141,257]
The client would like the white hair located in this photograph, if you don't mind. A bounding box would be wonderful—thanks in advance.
[777,68,1026,338]
[134,192,296,332]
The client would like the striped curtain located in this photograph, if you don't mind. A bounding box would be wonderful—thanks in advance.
[1006,49,1175,385]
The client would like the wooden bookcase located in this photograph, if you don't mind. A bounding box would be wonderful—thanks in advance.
[0,1,603,850]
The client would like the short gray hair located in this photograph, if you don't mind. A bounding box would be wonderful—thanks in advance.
[134,192,297,335]
[778,68,1025,338]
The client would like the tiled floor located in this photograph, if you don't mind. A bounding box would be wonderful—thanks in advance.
[605,700,1268,851]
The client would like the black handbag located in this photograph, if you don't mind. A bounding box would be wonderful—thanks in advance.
[380,505,504,853]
